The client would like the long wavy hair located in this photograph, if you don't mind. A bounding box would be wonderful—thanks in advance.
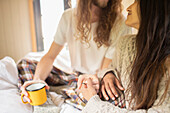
[129,0,170,110]
[76,0,122,47]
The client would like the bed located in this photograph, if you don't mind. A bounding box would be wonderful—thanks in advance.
[0,48,82,113]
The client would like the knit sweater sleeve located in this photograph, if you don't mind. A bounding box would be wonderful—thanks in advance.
[82,94,170,113]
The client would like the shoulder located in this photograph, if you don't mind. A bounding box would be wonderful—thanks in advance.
[62,8,73,16]
[121,34,136,44]
[120,34,136,42]
[59,8,76,26]
[61,8,75,21]
[114,14,126,26]
[116,35,136,50]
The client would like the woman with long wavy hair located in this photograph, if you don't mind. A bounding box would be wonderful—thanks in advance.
[20,0,131,104]
[80,0,170,112]
[76,0,123,47]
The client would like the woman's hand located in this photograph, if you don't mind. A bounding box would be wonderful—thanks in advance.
[100,72,124,100]
[20,80,49,103]
[77,74,99,92]
[80,78,97,101]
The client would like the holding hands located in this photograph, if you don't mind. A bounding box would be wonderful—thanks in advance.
[78,74,100,93]
[78,74,99,101]
[79,72,124,102]
[79,78,98,101]
[21,72,124,104]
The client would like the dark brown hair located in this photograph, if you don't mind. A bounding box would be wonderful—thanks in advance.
[129,0,170,109]
[76,0,122,47]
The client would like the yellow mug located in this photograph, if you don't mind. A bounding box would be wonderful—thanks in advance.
[21,83,47,106]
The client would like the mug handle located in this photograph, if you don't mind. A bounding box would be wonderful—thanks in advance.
[21,94,29,104]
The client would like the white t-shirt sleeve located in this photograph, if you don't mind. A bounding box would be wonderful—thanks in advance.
[105,16,132,59]
[54,11,68,45]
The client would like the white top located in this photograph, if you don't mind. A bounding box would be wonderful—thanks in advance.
[54,8,131,74]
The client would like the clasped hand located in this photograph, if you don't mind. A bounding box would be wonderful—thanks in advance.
[78,73,124,101]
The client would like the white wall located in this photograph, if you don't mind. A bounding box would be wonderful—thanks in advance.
[0,0,136,62]
[40,0,64,51]
[122,0,134,17]
[0,0,32,62]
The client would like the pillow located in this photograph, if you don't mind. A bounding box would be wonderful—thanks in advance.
[0,57,33,113]
[0,56,18,89]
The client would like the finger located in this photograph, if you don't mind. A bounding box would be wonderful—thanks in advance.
[21,81,34,96]
[115,100,118,106]
[45,85,50,90]
[91,80,99,85]
[91,79,99,87]
[23,95,31,103]
[80,83,87,94]
[42,81,50,90]
[93,84,99,90]
[86,78,93,87]
[77,75,85,89]
[81,83,85,89]
[101,85,109,100]
[115,78,124,90]
[105,82,115,100]
[22,81,34,89]
[82,82,96,94]
[21,87,28,96]
[109,81,118,98]
[22,80,40,90]
[91,76,99,84]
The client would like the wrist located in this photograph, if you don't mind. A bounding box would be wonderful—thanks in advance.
[88,94,100,102]
[87,93,98,101]
[33,76,41,80]
[102,71,115,80]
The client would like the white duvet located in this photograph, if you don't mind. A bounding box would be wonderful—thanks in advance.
[0,57,32,113]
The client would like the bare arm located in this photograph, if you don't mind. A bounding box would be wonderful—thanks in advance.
[33,41,64,80]
[100,57,112,70]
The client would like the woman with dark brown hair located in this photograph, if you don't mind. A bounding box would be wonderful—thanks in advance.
[80,0,170,112]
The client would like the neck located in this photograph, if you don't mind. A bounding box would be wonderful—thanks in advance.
[134,25,140,30]
[91,4,101,23]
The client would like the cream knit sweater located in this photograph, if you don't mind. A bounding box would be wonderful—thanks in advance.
[82,35,170,113]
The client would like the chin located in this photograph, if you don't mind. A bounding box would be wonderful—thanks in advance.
[125,20,130,26]
[100,3,107,8]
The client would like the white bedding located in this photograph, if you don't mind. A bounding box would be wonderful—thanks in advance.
[0,57,32,113]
